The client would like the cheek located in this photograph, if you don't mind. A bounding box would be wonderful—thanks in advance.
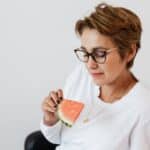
[102,55,126,79]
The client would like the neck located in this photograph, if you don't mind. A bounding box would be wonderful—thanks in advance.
[99,70,138,103]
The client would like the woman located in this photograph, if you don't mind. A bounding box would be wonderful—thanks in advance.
[40,3,150,150]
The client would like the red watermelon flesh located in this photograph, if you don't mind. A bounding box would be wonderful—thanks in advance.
[57,99,84,127]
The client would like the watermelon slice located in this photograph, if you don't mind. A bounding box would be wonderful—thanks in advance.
[57,99,84,127]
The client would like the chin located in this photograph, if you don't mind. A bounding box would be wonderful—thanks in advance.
[92,78,106,86]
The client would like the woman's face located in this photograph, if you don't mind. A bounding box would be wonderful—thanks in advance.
[80,28,129,86]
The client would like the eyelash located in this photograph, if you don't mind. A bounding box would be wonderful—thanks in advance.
[95,52,106,57]
[83,51,106,57]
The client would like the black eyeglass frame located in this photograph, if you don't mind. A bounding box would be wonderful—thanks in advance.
[74,47,117,64]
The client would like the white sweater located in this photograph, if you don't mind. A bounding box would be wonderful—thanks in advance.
[40,63,150,150]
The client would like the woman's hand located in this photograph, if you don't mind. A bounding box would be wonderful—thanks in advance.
[41,89,63,126]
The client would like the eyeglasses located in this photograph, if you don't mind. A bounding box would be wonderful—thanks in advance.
[74,47,117,64]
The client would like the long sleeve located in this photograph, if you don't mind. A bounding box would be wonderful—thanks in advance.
[40,63,83,144]
[40,120,62,144]
[40,76,71,144]
[130,118,150,150]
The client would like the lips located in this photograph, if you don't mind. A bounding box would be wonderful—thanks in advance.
[91,72,104,77]
[91,72,103,75]
[91,72,104,78]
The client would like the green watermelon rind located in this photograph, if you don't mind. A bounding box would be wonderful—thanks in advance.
[56,104,73,128]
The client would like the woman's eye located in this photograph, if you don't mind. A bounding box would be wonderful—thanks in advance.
[84,55,88,57]
[81,53,88,58]
[82,52,88,57]
[94,51,106,57]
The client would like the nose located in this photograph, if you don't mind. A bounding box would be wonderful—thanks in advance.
[87,56,98,69]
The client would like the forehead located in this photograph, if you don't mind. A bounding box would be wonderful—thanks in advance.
[80,28,115,51]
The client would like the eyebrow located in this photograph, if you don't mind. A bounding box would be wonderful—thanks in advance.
[80,46,108,51]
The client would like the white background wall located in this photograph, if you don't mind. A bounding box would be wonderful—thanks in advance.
[0,0,150,149]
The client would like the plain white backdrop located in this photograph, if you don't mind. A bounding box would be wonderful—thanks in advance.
[0,0,150,149]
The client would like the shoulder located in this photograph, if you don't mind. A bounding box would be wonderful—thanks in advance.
[135,82,150,105]
[132,82,150,121]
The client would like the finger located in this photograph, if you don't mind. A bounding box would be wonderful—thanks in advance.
[46,98,57,107]
[57,89,63,100]
[42,97,56,109]
[43,104,56,113]
[42,96,56,108]
[42,96,50,108]
[49,91,59,105]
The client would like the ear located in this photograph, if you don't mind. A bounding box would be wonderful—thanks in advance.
[126,44,137,63]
